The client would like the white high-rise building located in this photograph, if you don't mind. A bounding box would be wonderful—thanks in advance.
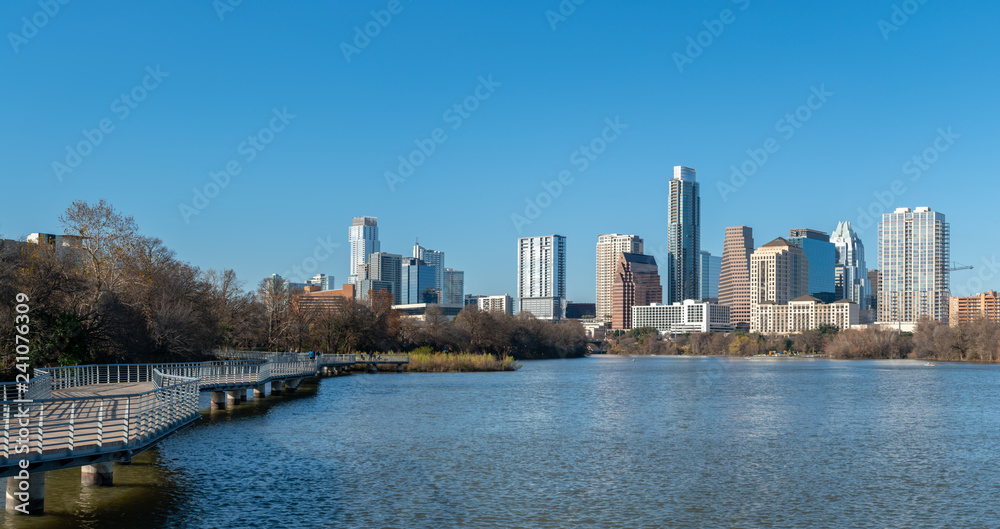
[595,234,644,321]
[831,221,870,309]
[306,273,332,291]
[349,217,379,285]
[517,235,566,320]
[478,294,514,315]
[413,239,445,294]
[878,207,950,325]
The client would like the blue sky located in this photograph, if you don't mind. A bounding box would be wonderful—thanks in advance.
[2,0,998,301]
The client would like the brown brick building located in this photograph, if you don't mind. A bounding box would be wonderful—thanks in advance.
[611,253,662,331]
[294,284,355,315]
[949,291,1000,327]
[719,226,754,330]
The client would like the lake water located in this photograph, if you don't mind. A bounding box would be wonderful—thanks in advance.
[6,356,1000,528]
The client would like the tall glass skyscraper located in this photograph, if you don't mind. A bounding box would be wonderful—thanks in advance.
[401,257,438,304]
[667,166,700,303]
[878,207,950,324]
[349,217,379,285]
[413,240,445,294]
[788,228,836,303]
[830,221,870,310]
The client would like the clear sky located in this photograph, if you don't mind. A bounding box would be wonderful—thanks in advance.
[2,0,998,301]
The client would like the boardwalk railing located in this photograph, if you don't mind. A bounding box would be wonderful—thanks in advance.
[0,372,53,401]
[1,369,199,461]
[37,359,318,391]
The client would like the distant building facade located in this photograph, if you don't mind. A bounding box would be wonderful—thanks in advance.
[667,166,700,303]
[565,303,596,319]
[831,221,870,310]
[752,296,858,334]
[949,291,1000,327]
[349,217,379,285]
[595,234,644,320]
[296,284,356,314]
[789,228,836,303]
[611,253,662,331]
[751,238,809,307]
[478,294,514,315]
[632,300,732,334]
[401,257,438,304]
[306,274,332,291]
[698,250,721,302]
[364,252,402,304]
[877,207,950,324]
[720,226,754,331]
[516,234,567,320]
[443,268,464,305]
[413,240,445,295]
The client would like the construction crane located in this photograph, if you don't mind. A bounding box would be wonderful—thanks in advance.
[947,261,973,272]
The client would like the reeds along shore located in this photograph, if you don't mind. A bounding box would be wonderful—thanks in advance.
[401,350,520,372]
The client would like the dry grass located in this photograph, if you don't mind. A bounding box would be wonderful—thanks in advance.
[404,350,520,373]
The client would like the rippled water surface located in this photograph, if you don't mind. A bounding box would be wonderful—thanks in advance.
[6,356,1000,528]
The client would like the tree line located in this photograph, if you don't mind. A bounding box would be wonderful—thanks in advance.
[0,200,586,376]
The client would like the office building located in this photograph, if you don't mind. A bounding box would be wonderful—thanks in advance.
[443,268,464,305]
[868,269,880,314]
[413,240,445,294]
[295,284,356,314]
[305,274,332,291]
[752,296,859,334]
[831,221,870,310]
[363,252,403,304]
[698,251,722,302]
[720,226,754,330]
[401,257,438,305]
[595,234,644,320]
[478,294,514,315]
[356,279,394,302]
[465,294,486,307]
[611,253,662,330]
[788,228,836,303]
[667,166,700,303]
[632,300,733,335]
[392,303,465,322]
[516,234,567,320]
[877,207,950,324]
[349,217,379,285]
[949,291,1000,327]
[750,238,809,329]
[565,303,597,319]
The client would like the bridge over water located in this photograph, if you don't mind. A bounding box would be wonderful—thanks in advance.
[0,351,408,515]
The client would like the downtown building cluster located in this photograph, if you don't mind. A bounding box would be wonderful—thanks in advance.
[516,166,974,337]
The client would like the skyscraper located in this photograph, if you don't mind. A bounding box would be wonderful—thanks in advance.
[516,235,566,320]
[788,228,836,303]
[878,207,950,324]
[750,238,809,307]
[720,226,754,330]
[595,234,644,320]
[830,221,870,309]
[413,240,445,294]
[611,253,662,330]
[443,268,464,305]
[366,252,402,304]
[349,217,379,285]
[667,166,700,303]
[400,257,438,305]
[698,250,722,302]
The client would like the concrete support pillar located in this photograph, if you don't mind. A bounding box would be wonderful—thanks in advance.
[367,364,378,374]
[226,390,242,405]
[81,462,114,486]
[6,472,45,515]
[396,364,404,373]
[254,385,267,399]
[270,380,282,396]
[322,366,332,376]
[282,378,301,394]
[210,391,227,410]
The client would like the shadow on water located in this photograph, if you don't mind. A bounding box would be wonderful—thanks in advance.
[0,378,324,529]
